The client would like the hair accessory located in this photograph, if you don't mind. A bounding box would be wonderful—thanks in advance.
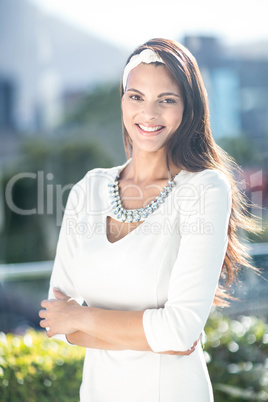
[107,173,177,223]
[122,49,165,91]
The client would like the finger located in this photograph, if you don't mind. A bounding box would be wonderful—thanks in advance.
[41,299,50,308]
[39,319,47,328]
[39,309,47,318]
[46,329,53,338]
[53,288,69,300]
[183,349,192,356]
[185,345,195,355]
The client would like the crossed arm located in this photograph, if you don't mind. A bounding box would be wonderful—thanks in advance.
[39,288,197,356]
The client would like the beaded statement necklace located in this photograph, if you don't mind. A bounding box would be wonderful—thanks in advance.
[108,173,177,223]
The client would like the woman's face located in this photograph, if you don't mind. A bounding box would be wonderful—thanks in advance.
[121,63,184,155]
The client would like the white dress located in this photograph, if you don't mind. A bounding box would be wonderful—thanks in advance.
[48,160,232,402]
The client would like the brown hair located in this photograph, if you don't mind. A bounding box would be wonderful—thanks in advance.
[120,38,263,306]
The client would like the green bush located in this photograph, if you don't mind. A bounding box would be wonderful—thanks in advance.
[206,311,268,401]
[0,330,85,402]
[0,312,267,401]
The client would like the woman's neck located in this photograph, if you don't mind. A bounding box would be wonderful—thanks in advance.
[122,150,178,184]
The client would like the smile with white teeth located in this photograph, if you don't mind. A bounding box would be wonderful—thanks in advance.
[137,124,164,132]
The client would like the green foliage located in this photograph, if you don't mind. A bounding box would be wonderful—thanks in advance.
[59,82,125,165]
[2,80,125,263]
[1,312,267,401]
[0,330,85,402]
[63,82,121,126]
[205,311,268,401]
[20,137,114,184]
[3,137,113,263]
[218,135,262,167]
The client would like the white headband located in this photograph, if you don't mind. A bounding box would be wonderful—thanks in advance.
[122,49,165,91]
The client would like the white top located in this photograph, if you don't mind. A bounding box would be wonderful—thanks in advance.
[48,161,232,402]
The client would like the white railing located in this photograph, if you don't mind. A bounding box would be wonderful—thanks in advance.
[0,260,53,281]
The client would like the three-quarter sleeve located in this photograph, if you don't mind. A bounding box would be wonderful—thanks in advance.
[47,180,85,343]
[143,170,232,352]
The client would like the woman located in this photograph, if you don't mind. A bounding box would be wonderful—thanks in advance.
[39,38,259,401]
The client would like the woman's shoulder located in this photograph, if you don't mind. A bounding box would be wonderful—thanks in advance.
[75,163,122,185]
[67,162,126,200]
[81,165,119,184]
[173,168,232,211]
[179,168,231,192]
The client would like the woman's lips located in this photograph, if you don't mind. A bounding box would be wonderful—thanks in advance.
[136,124,165,136]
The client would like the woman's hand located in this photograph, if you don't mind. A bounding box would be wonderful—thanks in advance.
[161,339,199,356]
[39,288,81,338]
[40,290,199,356]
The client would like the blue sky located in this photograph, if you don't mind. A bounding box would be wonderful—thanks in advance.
[28,0,268,50]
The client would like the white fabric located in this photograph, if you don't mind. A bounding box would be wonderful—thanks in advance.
[48,161,232,402]
[122,49,165,91]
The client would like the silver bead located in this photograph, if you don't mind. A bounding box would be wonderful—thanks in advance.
[160,191,168,198]
[156,196,164,204]
[142,210,148,218]
[126,214,133,223]
[151,202,158,210]
[133,212,141,222]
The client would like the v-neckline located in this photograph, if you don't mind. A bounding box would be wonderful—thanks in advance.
[105,163,185,245]
[105,215,146,245]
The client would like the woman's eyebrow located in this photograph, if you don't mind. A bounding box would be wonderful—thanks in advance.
[127,88,180,98]
[127,88,144,95]
[158,92,181,98]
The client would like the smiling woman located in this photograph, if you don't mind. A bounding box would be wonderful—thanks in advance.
[39,38,261,402]
[121,62,184,155]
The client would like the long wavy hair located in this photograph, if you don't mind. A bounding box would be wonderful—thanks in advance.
[120,38,262,306]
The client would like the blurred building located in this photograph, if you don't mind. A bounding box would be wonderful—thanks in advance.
[184,36,268,155]
[0,2,267,162]
[0,0,128,135]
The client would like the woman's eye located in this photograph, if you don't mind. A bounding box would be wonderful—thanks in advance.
[129,95,142,101]
[161,98,176,104]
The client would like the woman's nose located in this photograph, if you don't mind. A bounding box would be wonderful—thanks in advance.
[141,102,159,120]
